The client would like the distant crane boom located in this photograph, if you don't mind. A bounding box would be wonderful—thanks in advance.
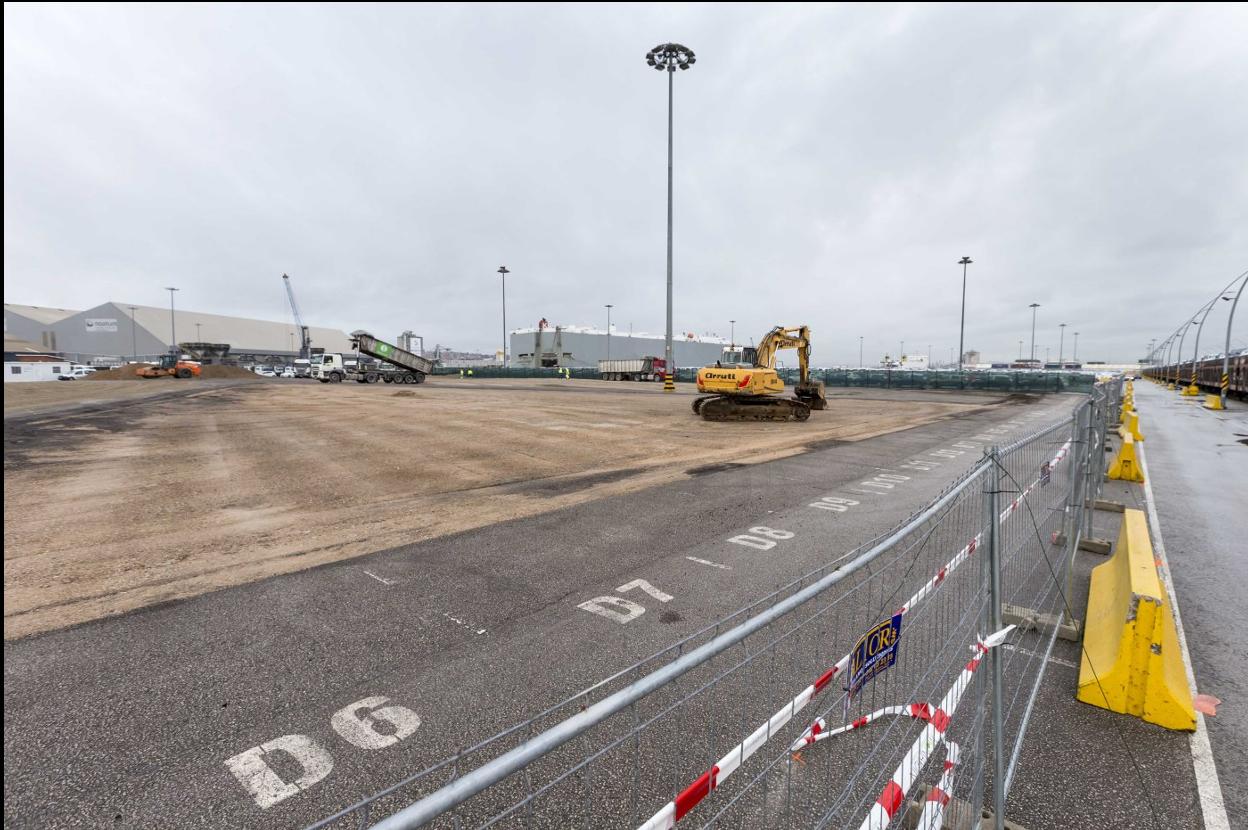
[282,273,312,359]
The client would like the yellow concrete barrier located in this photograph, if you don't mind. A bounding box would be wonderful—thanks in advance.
[1180,384,1200,397]
[1106,434,1144,482]
[1203,394,1225,411]
[1077,510,1195,731]
[1117,411,1144,442]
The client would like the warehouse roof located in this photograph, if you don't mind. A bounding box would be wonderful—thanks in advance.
[100,303,355,353]
[4,303,81,325]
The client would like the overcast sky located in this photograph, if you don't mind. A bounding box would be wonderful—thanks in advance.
[5,3,1247,365]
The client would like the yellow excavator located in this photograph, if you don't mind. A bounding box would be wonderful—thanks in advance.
[692,325,828,421]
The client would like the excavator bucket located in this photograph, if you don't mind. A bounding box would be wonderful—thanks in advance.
[794,381,827,410]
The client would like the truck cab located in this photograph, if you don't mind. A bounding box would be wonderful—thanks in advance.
[314,353,346,383]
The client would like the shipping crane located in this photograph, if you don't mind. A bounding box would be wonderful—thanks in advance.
[282,273,312,359]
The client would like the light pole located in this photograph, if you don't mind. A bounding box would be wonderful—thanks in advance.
[1028,303,1040,362]
[128,306,138,361]
[1187,295,1224,390]
[1174,320,1197,387]
[859,336,864,368]
[497,266,509,368]
[1058,323,1066,366]
[1073,331,1080,363]
[605,304,613,360]
[927,344,932,368]
[646,42,696,389]
[1221,274,1247,408]
[165,287,179,354]
[196,322,202,343]
[957,256,972,372]
[730,320,735,350]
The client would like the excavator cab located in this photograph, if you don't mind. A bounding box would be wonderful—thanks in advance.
[719,347,757,367]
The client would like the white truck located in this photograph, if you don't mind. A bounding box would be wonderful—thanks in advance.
[598,357,667,382]
[315,332,436,384]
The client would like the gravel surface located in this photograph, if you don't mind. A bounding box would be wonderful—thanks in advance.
[4,379,996,639]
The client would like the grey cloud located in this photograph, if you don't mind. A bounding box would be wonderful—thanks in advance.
[4,3,1246,365]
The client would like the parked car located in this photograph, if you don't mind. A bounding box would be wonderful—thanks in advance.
[254,367,276,378]
[279,367,296,378]
[57,366,96,380]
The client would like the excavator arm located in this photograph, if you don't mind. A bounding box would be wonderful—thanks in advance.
[754,326,814,385]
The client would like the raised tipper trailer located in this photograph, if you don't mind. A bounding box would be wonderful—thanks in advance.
[598,356,667,382]
[315,331,437,384]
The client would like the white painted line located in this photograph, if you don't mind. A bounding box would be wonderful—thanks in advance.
[362,570,396,586]
[1138,442,1230,830]
[441,611,488,635]
[1001,643,1078,669]
[686,556,731,570]
[847,488,886,496]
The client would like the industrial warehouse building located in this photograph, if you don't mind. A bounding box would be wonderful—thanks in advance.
[4,302,354,365]
[510,325,728,369]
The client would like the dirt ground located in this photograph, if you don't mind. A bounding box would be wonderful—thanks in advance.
[3,378,1002,639]
[2,378,260,417]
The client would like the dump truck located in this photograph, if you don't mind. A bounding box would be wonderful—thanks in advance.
[598,357,666,381]
[314,331,436,384]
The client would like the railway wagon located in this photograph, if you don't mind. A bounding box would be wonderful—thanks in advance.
[1143,353,1247,398]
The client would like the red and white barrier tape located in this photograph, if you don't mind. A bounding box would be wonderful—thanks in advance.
[917,741,960,830]
[858,626,1013,830]
[636,437,1071,830]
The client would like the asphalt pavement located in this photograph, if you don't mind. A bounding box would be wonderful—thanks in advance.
[1134,382,1246,826]
[3,392,1144,829]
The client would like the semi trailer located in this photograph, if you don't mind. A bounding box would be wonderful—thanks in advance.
[315,331,436,384]
[598,357,667,381]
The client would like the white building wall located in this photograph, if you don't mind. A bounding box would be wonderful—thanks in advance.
[510,328,728,368]
[5,361,77,383]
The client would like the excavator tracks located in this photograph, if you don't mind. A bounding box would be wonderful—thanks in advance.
[693,395,812,422]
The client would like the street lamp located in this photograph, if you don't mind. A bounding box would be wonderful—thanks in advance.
[646,42,696,389]
[1221,273,1247,409]
[605,304,614,360]
[1074,331,1080,363]
[165,287,179,354]
[860,336,864,368]
[497,266,510,368]
[957,256,972,373]
[196,322,202,343]
[1173,320,1198,387]
[1028,303,1040,362]
[128,306,138,361]
[1058,323,1066,366]
[730,320,735,350]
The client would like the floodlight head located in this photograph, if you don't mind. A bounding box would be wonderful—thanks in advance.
[646,43,696,73]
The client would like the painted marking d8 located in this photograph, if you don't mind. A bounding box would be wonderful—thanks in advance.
[729,526,794,550]
[810,496,860,512]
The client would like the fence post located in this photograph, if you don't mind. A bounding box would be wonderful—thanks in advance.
[1062,407,1083,627]
[987,446,1007,830]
